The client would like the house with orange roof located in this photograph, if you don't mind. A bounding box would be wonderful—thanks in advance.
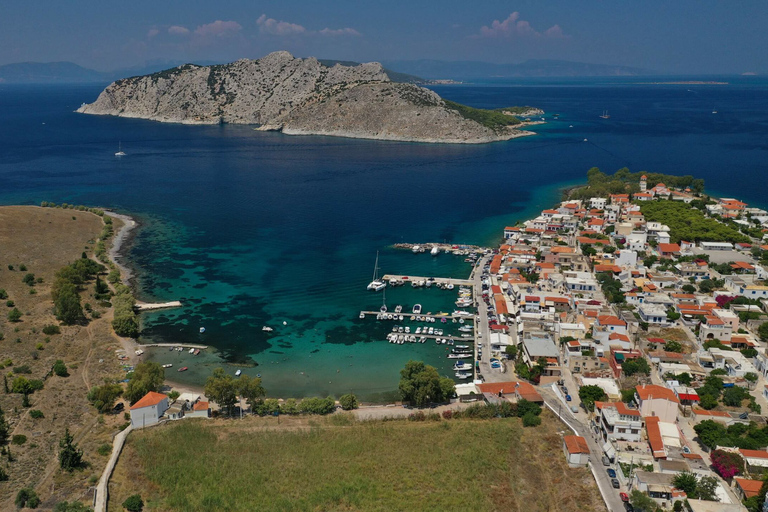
[699,315,733,342]
[562,435,590,467]
[739,449,768,473]
[691,408,732,425]
[633,192,654,201]
[187,400,211,419]
[476,381,543,403]
[610,194,629,204]
[595,401,643,442]
[130,391,170,428]
[657,243,681,259]
[734,477,763,500]
[636,384,679,423]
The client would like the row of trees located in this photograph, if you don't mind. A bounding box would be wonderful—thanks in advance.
[568,167,705,201]
[694,419,768,450]
[51,257,104,325]
[112,284,139,338]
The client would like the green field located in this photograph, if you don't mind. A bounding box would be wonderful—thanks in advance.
[110,413,605,512]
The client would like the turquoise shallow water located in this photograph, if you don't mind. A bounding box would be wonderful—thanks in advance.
[0,78,766,399]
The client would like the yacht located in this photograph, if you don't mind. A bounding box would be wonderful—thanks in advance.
[455,371,472,380]
[394,305,403,314]
[458,325,473,332]
[115,141,126,157]
[367,251,386,291]
[262,326,273,332]
[235,370,242,377]
[599,110,610,119]
[412,304,422,314]
[412,245,421,253]
[431,246,440,256]
[359,312,365,319]
[199,327,206,333]
[712,108,718,114]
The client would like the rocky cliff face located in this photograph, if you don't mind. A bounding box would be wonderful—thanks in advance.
[78,51,536,143]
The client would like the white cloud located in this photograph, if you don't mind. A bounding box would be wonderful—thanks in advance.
[319,27,361,37]
[256,14,306,36]
[147,28,160,39]
[478,12,567,39]
[194,20,242,38]
[168,25,190,36]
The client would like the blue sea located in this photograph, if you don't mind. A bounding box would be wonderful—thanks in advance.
[1,76,766,400]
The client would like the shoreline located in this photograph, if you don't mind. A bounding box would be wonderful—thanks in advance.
[104,210,138,287]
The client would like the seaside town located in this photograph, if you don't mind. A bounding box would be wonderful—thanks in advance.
[108,170,768,512]
[446,172,768,511]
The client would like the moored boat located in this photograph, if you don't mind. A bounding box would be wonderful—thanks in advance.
[178,366,188,372]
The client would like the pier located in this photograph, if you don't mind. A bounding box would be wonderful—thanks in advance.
[381,275,473,287]
[136,343,208,350]
[358,311,475,321]
[135,301,183,311]
[392,242,489,253]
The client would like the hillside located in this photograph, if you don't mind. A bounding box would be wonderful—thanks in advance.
[77,51,540,144]
[107,412,606,512]
[0,206,128,510]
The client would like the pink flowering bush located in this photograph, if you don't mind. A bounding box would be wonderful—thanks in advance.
[710,449,744,479]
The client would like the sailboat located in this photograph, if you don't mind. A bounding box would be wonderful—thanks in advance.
[599,110,610,119]
[115,141,126,157]
[712,108,718,114]
[367,251,386,291]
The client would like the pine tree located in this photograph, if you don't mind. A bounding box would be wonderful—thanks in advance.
[0,405,9,445]
[59,428,83,471]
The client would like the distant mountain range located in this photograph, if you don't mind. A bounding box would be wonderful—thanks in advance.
[0,57,649,84]
[380,59,649,79]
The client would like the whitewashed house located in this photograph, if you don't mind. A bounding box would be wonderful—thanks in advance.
[130,391,169,429]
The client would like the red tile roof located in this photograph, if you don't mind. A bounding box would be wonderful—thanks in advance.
[130,391,168,410]
[644,416,666,459]
[598,315,626,327]
[193,401,209,411]
[636,384,680,404]
[658,243,681,253]
[563,435,590,454]
[739,449,768,459]
[734,478,763,498]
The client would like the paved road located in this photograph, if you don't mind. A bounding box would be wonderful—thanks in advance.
[539,386,626,512]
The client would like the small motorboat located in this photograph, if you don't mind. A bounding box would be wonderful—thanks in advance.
[359,312,365,319]
[235,370,242,377]
[162,363,173,368]
[262,326,274,332]
[193,349,200,355]
[189,348,195,354]
[178,367,188,372]
[199,327,205,333]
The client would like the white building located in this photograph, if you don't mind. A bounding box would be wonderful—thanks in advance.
[130,391,170,429]
[596,402,644,442]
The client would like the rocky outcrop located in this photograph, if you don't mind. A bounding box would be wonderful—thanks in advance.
[78,51,538,144]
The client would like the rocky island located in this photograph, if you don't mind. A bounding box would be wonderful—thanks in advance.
[78,51,543,144]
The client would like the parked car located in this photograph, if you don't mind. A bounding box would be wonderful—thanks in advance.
[620,492,629,502]
[561,386,569,395]
[565,394,572,401]
[113,402,125,413]
[601,456,611,466]
[607,468,616,478]
[611,478,620,489]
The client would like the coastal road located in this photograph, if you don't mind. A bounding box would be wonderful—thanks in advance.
[539,386,626,512]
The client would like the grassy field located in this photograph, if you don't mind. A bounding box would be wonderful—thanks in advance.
[109,412,606,512]
[0,206,129,509]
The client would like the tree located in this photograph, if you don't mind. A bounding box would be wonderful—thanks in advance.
[59,428,84,471]
[53,359,69,377]
[710,449,744,479]
[722,386,749,407]
[672,471,699,498]
[522,412,541,427]
[667,309,681,322]
[7,307,21,323]
[504,345,518,360]
[398,360,455,407]
[629,490,657,512]
[54,280,85,325]
[339,394,358,410]
[516,399,541,418]
[694,420,727,449]
[238,374,266,409]
[0,404,9,445]
[125,362,164,404]
[87,382,123,413]
[622,357,650,376]
[675,372,692,386]
[620,388,636,403]
[122,494,144,512]
[682,284,696,293]
[665,341,683,353]
[578,385,608,411]
[15,488,40,509]
[697,475,719,501]
[758,322,768,342]
[698,394,718,410]
[204,368,238,414]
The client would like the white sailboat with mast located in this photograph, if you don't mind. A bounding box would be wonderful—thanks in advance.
[115,141,126,157]
[599,110,610,119]
[367,251,386,291]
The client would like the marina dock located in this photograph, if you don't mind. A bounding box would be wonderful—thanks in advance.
[393,242,489,253]
[136,343,208,350]
[358,311,475,321]
[135,301,183,311]
[382,275,473,287]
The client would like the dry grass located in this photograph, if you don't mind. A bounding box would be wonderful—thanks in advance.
[108,411,606,512]
[0,206,128,509]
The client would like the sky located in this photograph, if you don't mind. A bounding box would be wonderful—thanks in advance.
[1,0,766,74]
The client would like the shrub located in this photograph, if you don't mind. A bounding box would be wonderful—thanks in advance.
[29,410,44,419]
[0,289,7,299]
[42,324,61,335]
[12,434,27,445]
[339,393,358,410]
[19,264,27,271]
[407,411,427,422]
[522,412,541,427]
[13,364,32,374]
[59,428,84,471]
[7,307,22,322]
[711,449,744,479]
[53,360,69,377]
[54,500,93,511]
[441,409,454,419]
[15,488,40,509]
[22,273,36,286]
[122,494,144,512]
[97,443,112,456]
